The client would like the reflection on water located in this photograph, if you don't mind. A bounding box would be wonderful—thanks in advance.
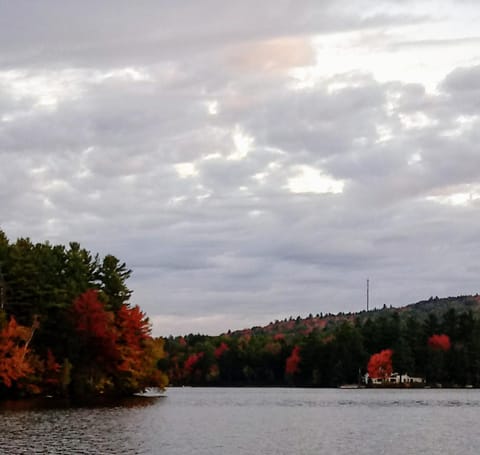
[0,395,162,412]
[1,388,480,454]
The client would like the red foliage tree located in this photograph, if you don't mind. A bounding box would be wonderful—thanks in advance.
[214,342,229,359]
[184,352,204,375]
[72,289,118,361]
[367,349,393,379]
[71,290,166,393]
[73,290,114,338]
[428,334,451,351]
[285,346,301,375]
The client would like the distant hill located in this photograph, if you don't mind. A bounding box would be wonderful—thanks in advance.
[401,294,480,315]
[166,294,480,388]
[226,294,480,338]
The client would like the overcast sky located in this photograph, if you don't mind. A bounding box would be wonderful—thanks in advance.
[1,1,480,336]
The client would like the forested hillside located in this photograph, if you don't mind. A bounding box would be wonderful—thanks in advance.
[0,230,167,399]
[164,295,480,387]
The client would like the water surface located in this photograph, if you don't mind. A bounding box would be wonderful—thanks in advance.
[1,388,479,454]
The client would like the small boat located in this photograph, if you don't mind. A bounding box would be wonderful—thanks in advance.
[134,387,166,397]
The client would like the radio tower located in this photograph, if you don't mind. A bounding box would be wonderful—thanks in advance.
[366,278,370,312]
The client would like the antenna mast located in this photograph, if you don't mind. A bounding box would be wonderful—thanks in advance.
[366,278,369,312]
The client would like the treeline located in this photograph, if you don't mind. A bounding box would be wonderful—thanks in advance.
[0,230,167,399]
[165,304,480,387]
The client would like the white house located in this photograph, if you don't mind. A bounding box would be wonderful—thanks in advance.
[364,372,425,385]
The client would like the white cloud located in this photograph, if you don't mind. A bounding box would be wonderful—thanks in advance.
[228,126,254,161]
[399,112,437,130]
[287,165,345,194]
[206,100,219,115]
[427,185,480,207]
[174,162,198,178]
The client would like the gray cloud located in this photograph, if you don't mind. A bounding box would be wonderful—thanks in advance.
[0,1,427,69]
[1,1,480,335]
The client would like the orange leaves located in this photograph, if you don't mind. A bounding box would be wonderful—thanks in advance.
[428,334,451,351]
[0,317,34,388]
[1,289,165,396]
[72,290,157,378]
[0,318,62,394]
[115,304,150,375]
[367,349,393,379]
[285,345,301,375]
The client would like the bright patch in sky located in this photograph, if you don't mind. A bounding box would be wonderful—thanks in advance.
[427,193,480,206]
[287,165,344,195]
[167,196,187,207]
[206,100,219,115]
[427,185,480,206]
[399,112,437,130]
[300,7,480,92]
[174,162,198,178]
[228,126,254,160]
[407,153,422,166]
[0,70,83,109]
[376,125,393,143]
[93,67,152,83]
[442,115,478,137]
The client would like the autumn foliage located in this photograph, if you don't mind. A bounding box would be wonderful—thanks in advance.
[184,352,204,374]
[214,342,229,359]
[70,289,167,394]
[0,232,170,398]
[0,317,35,388]
[367,349,393,380]
[72,289,118,363]
[428,334,451,351]
[0,290,167,397]
[285,346,301,375]
[115,304,150,370]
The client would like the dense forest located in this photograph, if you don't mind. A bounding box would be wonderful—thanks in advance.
[164,296,480,388]
[0,230,168,400]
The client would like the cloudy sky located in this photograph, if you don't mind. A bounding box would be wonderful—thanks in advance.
[1,1,480,336]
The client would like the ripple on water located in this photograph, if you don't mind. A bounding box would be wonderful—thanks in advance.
[2,389,480,455]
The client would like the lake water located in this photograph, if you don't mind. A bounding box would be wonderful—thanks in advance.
[1,387,480,454]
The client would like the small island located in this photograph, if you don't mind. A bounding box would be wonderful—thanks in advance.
[0,230,168,401]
